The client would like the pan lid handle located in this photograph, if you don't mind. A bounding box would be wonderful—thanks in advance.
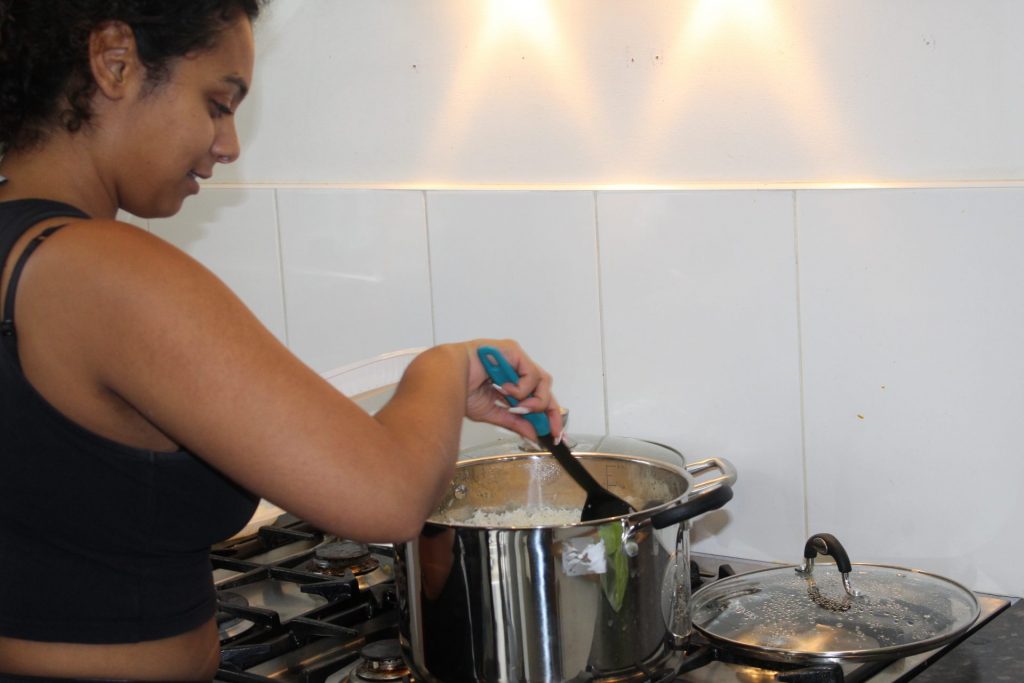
[799,533,853,574]
[796,533,861,609]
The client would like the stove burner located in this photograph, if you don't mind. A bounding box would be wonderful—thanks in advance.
[352,639,410,682]
[313,540,380,576]
[217,590,256,642]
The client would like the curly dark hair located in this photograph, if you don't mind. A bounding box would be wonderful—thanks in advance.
[0,0,265,154]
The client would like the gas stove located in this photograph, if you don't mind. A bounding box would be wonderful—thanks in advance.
[212,515,1009,683]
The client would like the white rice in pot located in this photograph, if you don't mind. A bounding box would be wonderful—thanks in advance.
[432,505,583,528]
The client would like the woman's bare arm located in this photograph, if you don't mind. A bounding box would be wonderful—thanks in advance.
[15,219,562,542]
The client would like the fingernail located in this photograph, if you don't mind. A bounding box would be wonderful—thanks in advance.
[493,400,530,415]
[554,429,565,446]
[491,383,509,396]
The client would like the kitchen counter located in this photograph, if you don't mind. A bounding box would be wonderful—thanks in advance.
[913,597,1023,682]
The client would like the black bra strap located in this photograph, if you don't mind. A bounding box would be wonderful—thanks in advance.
[1,225,68,353]
[0,199,89,358]
[0,200,87,271]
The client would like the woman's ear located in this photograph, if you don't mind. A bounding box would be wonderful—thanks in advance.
[89,21,139,99]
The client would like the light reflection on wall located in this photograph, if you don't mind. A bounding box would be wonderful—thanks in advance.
[483,0,558,46]
[640,0,856,181]
[427,0,602,174]
[688,0,776,41]
[426,0,862,188]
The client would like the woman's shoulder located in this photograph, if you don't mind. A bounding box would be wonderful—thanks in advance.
[0,203,205,299]
[20,213,236,332]
[0,199,185,264]
[43,214,208,273]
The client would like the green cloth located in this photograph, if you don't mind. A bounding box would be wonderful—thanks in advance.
[599,522,629,612]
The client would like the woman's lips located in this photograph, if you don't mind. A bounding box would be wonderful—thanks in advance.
[186,171,202,194]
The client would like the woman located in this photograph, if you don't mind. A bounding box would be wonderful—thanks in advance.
[0,1,562,679]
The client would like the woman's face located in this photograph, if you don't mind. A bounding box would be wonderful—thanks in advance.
[115,15,255,218]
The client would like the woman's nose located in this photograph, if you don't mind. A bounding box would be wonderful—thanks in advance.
[212,120,241,164]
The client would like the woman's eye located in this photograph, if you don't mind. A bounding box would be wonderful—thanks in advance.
[210,100,233,118]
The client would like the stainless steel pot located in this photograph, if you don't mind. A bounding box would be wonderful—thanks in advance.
[394,435,737,682]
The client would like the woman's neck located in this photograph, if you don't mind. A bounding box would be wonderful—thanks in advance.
[0,135,119,219]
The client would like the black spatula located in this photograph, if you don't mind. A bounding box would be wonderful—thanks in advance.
[477,346,635,522]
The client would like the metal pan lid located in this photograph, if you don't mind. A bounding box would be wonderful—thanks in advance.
[690,534,981,663]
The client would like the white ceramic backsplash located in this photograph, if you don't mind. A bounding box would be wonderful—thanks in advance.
[275,189,434,372]
[597,190,806,559]
[161,184,1024,596]
[797,188,1024,595]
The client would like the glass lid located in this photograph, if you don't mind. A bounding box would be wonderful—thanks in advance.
[690,534,980,662]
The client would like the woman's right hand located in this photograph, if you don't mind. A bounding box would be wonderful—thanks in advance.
[457,339,564,443]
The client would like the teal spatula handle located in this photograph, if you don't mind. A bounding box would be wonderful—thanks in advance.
[477,346,552,438]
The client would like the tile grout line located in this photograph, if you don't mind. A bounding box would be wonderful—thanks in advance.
[792,189,810,539]
[592,191,611,435]
[272,189,291,348]
[201,179,1024,191]
[423,190,438,346]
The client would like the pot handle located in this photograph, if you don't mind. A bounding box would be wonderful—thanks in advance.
[649,456,737,530]
[685,456,738,495]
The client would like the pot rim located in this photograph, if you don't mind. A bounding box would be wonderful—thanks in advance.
[427,451,695,529]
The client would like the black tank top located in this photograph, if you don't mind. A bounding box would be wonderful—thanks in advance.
[0,199,258,643]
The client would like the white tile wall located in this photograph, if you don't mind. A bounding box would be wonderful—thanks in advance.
[149,188,287,342]
[233,2,1024,185]
[276,189,434,373]
[162,184,1024,596]
[597,191,806,559]
[426,191,607,435]
[798,188,1024,595]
